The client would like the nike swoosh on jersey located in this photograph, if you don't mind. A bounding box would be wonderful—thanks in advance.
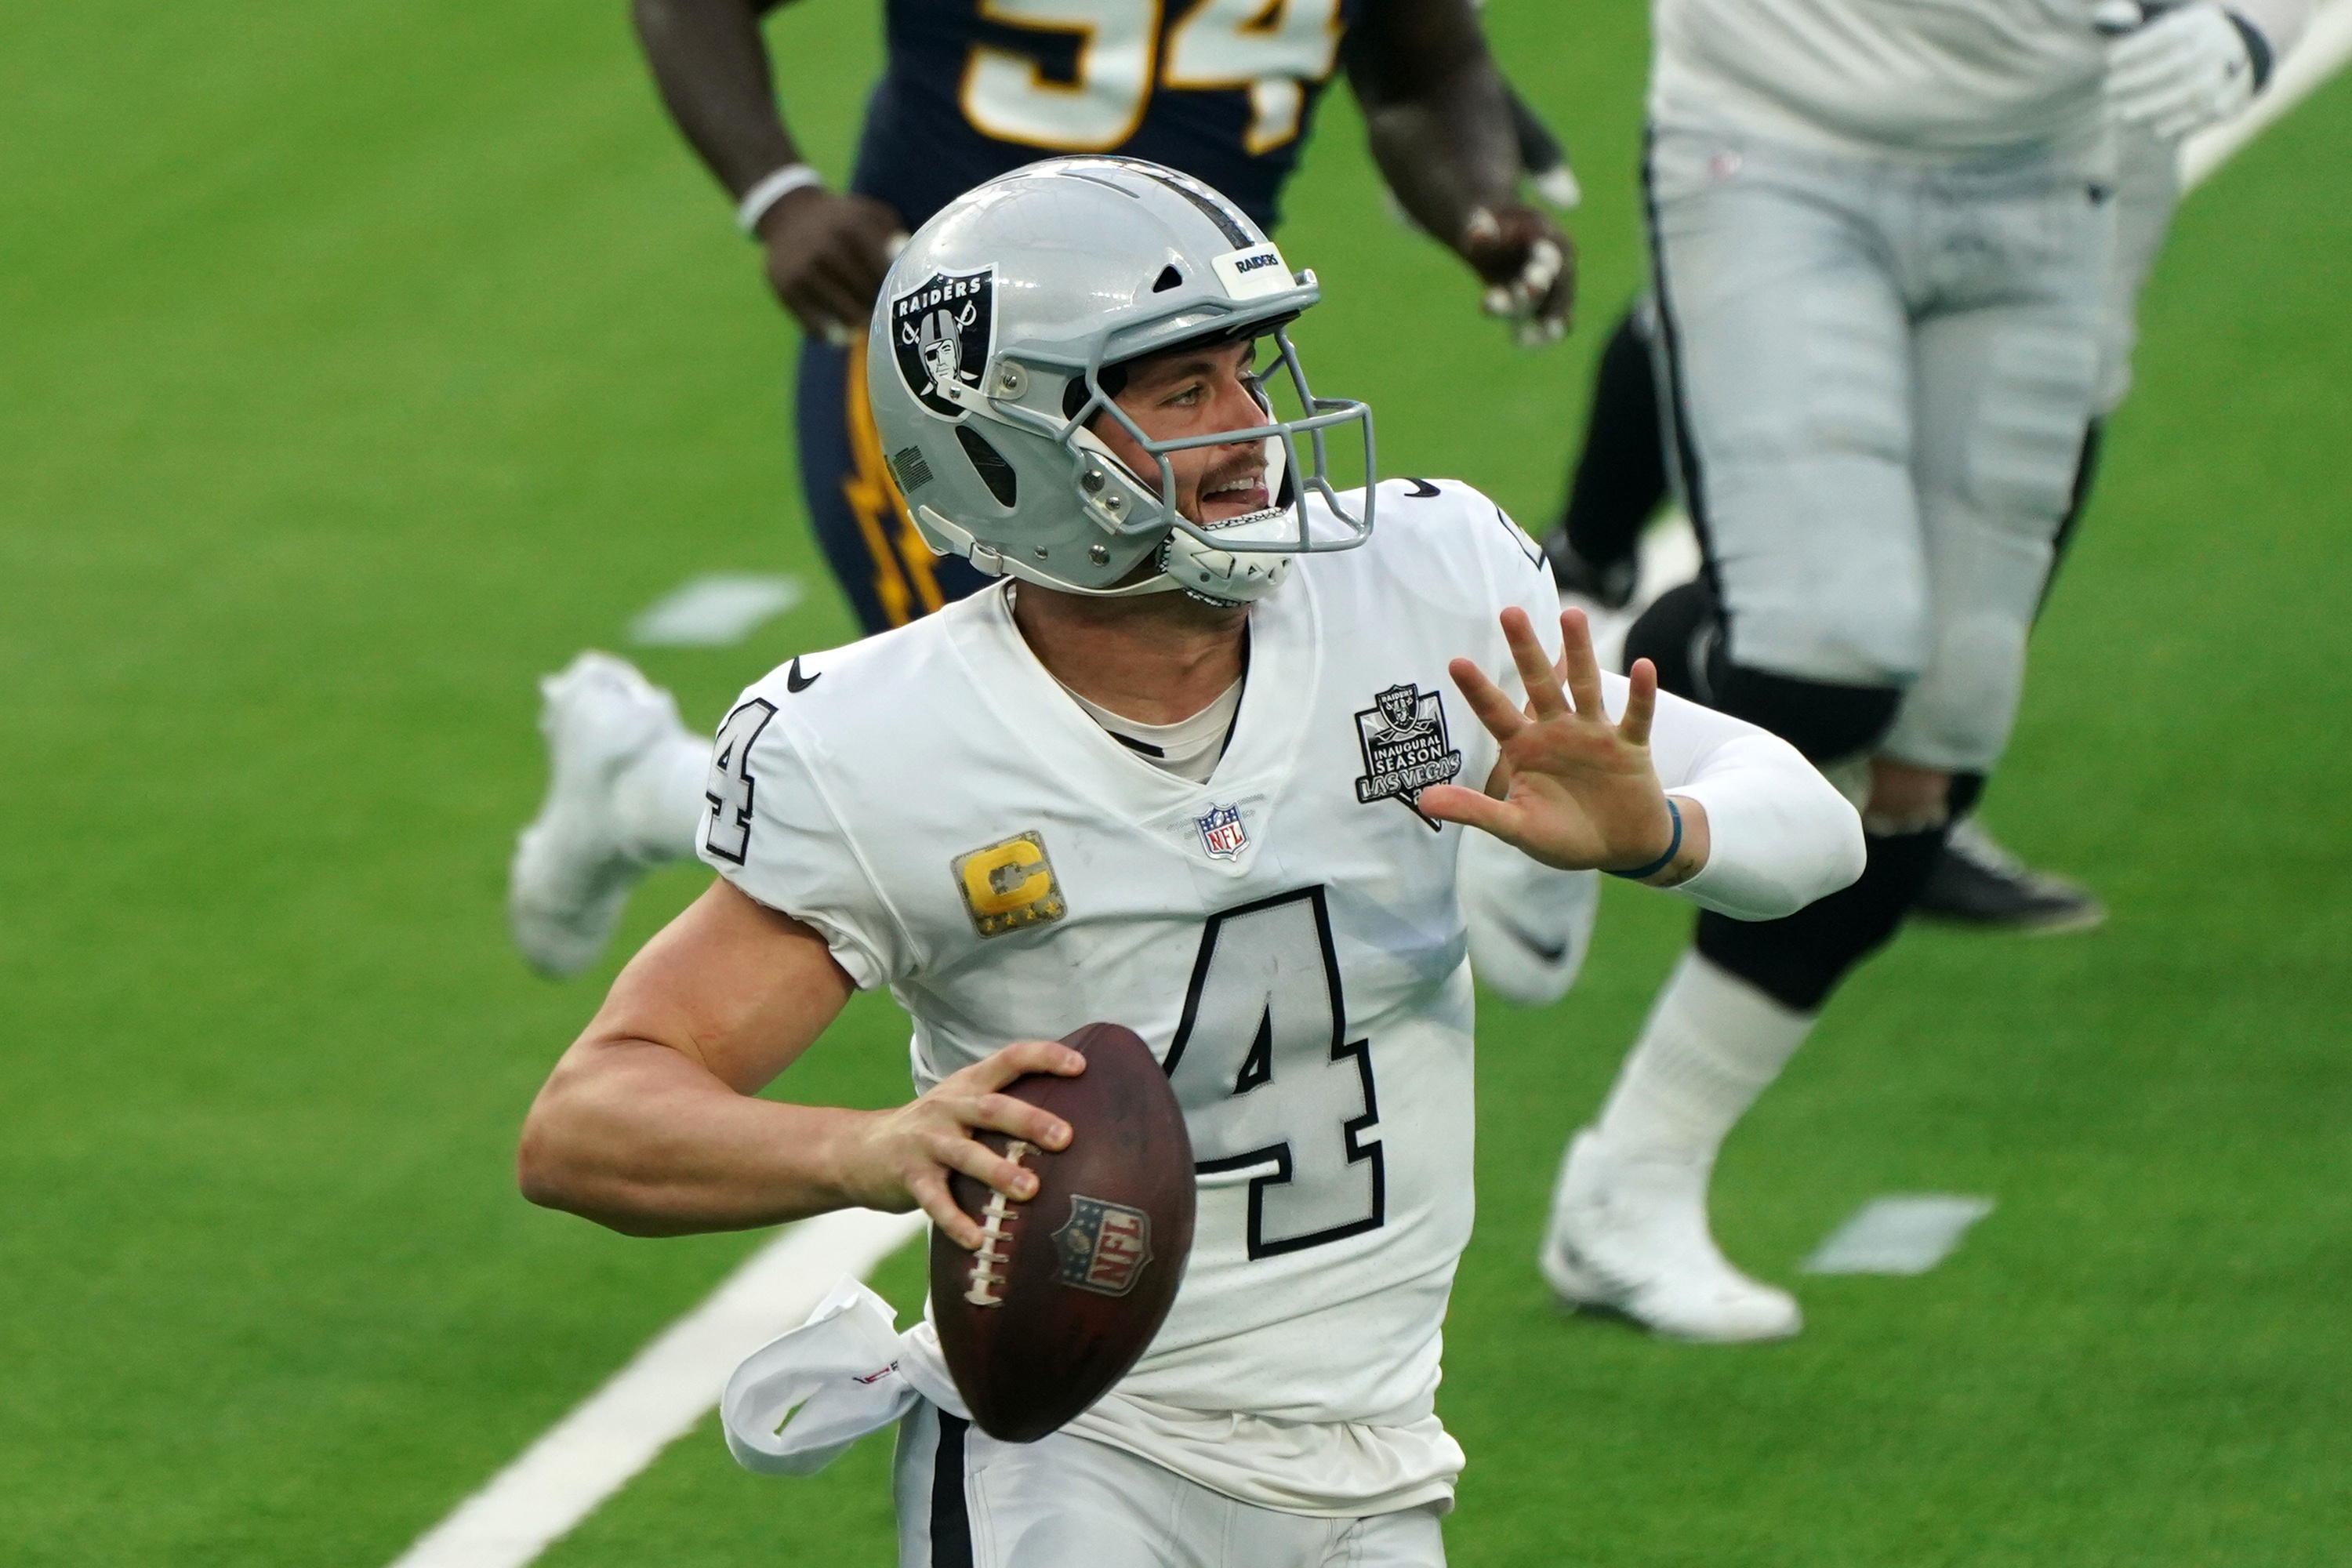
[786,657,821,693]
[1499,916,1569,964]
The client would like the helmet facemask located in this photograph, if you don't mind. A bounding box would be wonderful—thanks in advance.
[990,321,1375,606]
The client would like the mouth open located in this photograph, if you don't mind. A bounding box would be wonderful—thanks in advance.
[1196,465,1270,524]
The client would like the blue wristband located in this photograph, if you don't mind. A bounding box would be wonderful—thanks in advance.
[1606,798,1682,881]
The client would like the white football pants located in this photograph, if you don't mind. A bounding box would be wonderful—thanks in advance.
[1645,123,2114,771]
[892,1404,1446,1568]
[2096,125,2183,416]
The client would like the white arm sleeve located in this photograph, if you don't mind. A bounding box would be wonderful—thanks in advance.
[1638,684,1867,921]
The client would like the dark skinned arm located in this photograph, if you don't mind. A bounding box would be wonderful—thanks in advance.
[1346,0,1575,341]
[631,0,904,338]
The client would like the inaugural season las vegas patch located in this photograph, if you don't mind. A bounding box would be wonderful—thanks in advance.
[1354,682,1463,824]
[891,267,996,419]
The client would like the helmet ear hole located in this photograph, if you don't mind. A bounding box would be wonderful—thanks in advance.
[1061,363,1131,423]
[1151,264,1183,292]
[956,425,1018,508]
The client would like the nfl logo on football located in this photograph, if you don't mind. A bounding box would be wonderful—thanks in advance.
[1052,1195,1156,1298]
[1194,802,1248,861]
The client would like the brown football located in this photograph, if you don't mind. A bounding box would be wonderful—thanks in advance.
[929,1022,1196,1443]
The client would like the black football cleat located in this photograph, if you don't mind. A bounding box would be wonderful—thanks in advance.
[1918,819,2106,934]
[1542,528,1640,612]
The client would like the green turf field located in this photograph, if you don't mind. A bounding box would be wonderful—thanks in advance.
[5,2,2348,1563]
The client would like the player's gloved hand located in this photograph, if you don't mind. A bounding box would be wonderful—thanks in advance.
[1419,607,1706,884]
[1460,204,1574,347]
[2104,2,2259,140]
[840,1039,1083,1250]
[757,185,909,346]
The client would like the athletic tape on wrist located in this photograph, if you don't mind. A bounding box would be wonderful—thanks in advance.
[1606,797,1683,881]
[737,164,825,235]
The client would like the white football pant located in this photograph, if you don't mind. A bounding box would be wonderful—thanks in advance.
[2096,125,2183,416]
[1646,124,2114,771]
[892,1403,1446,1568]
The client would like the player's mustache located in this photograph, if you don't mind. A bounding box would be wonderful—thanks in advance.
[1195,450,1268,503]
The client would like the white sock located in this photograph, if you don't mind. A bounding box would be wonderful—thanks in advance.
[612,729,710,865]
[1592,951,1815,1165]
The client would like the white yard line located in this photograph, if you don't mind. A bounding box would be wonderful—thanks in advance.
[627,572,804,648]
[385,1209,925,1568]
[2182,0,2352,190]
[1802,1195,1995,1276]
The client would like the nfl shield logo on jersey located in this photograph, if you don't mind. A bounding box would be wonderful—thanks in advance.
[890,267,996,419]
[1194,802,1248,860]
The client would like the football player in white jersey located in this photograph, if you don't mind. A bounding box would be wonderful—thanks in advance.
[1496,0,2311,1345]
[516,158,1862,1565]
[1519,0,2311,942]
[505,0,1581,985]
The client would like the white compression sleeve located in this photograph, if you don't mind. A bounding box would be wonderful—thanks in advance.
[1593,949,1816,1162]
[1630,682,1867,921]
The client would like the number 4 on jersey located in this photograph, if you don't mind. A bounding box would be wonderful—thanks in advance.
[1165,886,1385,1258]
[702,699,777,866]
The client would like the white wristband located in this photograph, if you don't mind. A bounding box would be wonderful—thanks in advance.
[736,163,824,235]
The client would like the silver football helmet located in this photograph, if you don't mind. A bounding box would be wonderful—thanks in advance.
[864,156,1375,604]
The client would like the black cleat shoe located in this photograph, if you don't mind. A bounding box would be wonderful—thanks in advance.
[1918,819,2107,934]
[1542,528,1639,611]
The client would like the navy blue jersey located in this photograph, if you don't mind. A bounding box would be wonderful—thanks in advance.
[851,0,1368,234]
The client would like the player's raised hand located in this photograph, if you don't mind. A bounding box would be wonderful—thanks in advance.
[1460,204,1575,347]
[1419,607,1704,882]
[841,1040,1083,1249]
[755,186,909,346]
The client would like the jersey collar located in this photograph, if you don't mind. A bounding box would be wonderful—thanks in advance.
[946,576,1323,827]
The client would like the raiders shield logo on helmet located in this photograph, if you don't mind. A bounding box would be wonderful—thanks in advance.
[891,267,996,419]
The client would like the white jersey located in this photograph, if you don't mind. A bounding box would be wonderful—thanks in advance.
[1651,0,2111,162]
[700,478,1855,1514]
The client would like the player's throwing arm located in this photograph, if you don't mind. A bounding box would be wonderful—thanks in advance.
[517,894,1081,1249]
